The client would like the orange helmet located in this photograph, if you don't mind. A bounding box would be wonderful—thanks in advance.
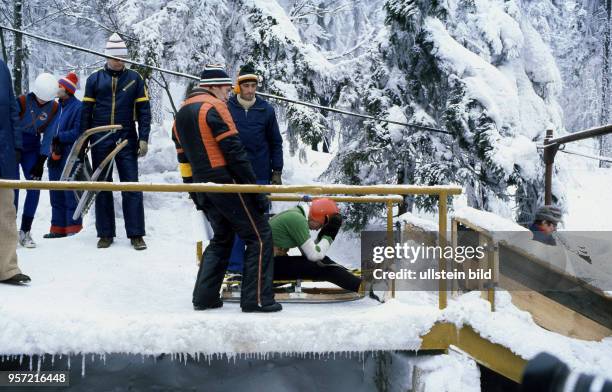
[308,198,339,225]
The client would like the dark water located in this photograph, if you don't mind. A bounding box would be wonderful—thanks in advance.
[0,352,412,392]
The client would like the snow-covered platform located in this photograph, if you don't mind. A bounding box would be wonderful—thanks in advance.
[0,198,444,356]
[1,186,611,383]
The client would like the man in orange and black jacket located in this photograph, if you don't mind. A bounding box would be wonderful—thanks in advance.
[173,65,281,313]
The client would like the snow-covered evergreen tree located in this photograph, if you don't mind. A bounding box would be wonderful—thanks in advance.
[2,0,601,228]
[324,0,567,227]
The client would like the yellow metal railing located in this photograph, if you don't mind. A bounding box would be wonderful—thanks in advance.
[0,179,461,308]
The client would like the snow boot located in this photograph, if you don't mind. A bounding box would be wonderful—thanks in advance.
[241,302,283,313]
[193,298,223,311]
[43,232,67,239]
[130,236,147,251]
[18,230,36,248]
[97,237,113,248]
[0,273,31,285]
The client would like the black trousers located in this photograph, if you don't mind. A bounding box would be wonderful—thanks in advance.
[274,256,361,293]
[193,192,275,308]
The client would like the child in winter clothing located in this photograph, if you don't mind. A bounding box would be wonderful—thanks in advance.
[44,72,83,238]
[14,72,59,248]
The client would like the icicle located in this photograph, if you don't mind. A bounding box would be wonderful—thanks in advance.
[103,354,106,366]
[81,355,86,378]
[29,355,33,371]
[67,355,71,370]
[37,355,42,373]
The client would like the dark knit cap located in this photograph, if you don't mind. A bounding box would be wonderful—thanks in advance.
[236,63,258,85]
[199,64,232,87]
[535,205,563,223]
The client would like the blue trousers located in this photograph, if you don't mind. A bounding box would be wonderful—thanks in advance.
[14,149,41,232]
[227,179,269,273]
[48,149,82,234]
[91,138,145,238]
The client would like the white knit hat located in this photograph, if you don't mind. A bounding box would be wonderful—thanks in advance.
[104,33,128,58]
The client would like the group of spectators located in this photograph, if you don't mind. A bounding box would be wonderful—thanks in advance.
[1,33,359,313]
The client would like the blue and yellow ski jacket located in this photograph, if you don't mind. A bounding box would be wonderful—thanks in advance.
[81,65,151,142]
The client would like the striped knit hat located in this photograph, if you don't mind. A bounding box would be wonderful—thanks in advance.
[58,72,78,95]
[104,33,128,58]
[199,64,232,87]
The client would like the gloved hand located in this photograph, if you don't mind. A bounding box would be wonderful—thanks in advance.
[189,192,206,211]
[271,170,282,185]
[50,136,62,164]
[138,140,148,158]
[29,154,48,180]
[317,214,343,242]
[15,149,21,164]
[254,193,270,214]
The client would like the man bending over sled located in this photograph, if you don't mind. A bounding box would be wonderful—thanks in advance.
[269,198,362,292]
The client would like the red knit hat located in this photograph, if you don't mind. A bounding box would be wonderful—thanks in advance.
[59,72,78,95]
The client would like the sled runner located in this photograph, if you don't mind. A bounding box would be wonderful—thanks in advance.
[72,139,129,220]
[60,125,123,182]
[59,125,127,219]
[221,270,366,303]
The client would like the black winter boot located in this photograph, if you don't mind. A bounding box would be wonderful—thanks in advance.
[193,298,223,311]
[130,236,147,251]
[97,237,113,248]
[44,233,67,239]
[0,273,31,285]
[242,302,282,313]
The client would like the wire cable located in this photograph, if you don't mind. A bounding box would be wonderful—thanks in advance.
[0,24,451,135]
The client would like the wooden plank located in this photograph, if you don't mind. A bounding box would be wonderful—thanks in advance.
[455,324,527,383]
[454,217,612,330]
[420,322,528,383]
[500,246,612,329]
[499,275,612,341]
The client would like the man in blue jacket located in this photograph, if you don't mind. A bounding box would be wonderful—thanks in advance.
[0,58,30,285]
[43,72,83,238]
[227,64,284,273]
[81,33,151,250]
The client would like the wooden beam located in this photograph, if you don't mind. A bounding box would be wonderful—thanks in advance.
[500,275,612,341]
[454,324,527,383]
[419,323,527,383]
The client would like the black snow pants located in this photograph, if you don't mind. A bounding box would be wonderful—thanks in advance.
[273,256,362,293]
[193,192,275,309]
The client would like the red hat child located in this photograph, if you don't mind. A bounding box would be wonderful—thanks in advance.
[58,72,79,95]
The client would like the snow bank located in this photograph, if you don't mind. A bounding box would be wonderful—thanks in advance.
[443,291,612,379]
[453,206,528,232]
[398,212,439,232]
